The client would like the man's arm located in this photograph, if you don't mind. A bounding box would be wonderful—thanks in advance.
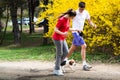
[87,19,97,29]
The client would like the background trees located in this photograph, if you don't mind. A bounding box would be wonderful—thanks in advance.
[28,0,40,34]
[0,0,39,45]
[38,0,120,55]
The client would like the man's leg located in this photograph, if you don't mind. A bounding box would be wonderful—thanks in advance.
[81,44,92,70]
[81,44,87,65]
[64,44,77,60]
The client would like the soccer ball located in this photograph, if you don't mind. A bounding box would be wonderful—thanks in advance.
[83,65,92,71]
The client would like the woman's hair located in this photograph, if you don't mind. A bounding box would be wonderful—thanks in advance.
[58,9,76,18]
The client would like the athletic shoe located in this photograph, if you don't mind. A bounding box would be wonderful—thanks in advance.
[83,65,92,71]
[53,69,64,76]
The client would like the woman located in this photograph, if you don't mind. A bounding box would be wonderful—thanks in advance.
[52,9,76,76]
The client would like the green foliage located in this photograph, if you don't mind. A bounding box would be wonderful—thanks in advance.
[38,0,120,55]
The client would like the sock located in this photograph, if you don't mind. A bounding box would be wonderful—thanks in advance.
[83,61,87,66]
[64,57,68,61]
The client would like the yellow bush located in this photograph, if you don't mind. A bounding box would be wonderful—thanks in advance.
[38,0,120,55]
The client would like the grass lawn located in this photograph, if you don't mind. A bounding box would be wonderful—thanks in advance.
[0,27,120,63]
[0,30,55,61]
[0,45,55,61]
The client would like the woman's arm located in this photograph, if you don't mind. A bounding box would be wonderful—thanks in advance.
[69,28,81,32]
[54,27,68,36]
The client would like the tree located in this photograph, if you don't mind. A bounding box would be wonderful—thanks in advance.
[0,0,40,45]
[0,6,9,44]
[0,0,26,45]
[28,0,39,34]
[9,0,21,44]
[0,7,4,32]
[42,0,49,45]
[0,0,6,32]
[35,0,49,44]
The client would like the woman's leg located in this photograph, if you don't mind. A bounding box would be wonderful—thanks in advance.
[62,40,69,61]
[53,40,63,70]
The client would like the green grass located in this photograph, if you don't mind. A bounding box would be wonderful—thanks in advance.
[0,45,55,61]
[0,43,119,63]
[6,25,29,31]
[0,30,55,61]
[0,28,120,63]
[0,25,53,61]
[0,43,120,63]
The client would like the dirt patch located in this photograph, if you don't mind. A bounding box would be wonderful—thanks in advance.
[0,61,120,80]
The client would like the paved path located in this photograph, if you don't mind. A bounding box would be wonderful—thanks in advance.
[0,61,120,80]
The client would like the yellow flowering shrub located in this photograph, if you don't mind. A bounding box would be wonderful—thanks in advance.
[38,0,120,55]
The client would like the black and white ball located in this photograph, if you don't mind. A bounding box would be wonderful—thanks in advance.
[83,65,92,71]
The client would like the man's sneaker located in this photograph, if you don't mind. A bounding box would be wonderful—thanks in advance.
[53,70,64,76]
[83,65,92,71]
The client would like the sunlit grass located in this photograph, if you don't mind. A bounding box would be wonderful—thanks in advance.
[0,28,120,63]
[0,45,55,61]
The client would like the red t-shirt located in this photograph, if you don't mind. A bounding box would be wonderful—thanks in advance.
[52,17,70,40]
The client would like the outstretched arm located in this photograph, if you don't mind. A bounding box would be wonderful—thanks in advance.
[87,19,97,29]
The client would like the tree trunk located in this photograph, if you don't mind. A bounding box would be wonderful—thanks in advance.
[0,18,3,33]
[43,18,49,45]
[28,0,35,34]
[10,3,21,45]
[0,6,9,45]
[20,4,23,33]
[43,0,49,45]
